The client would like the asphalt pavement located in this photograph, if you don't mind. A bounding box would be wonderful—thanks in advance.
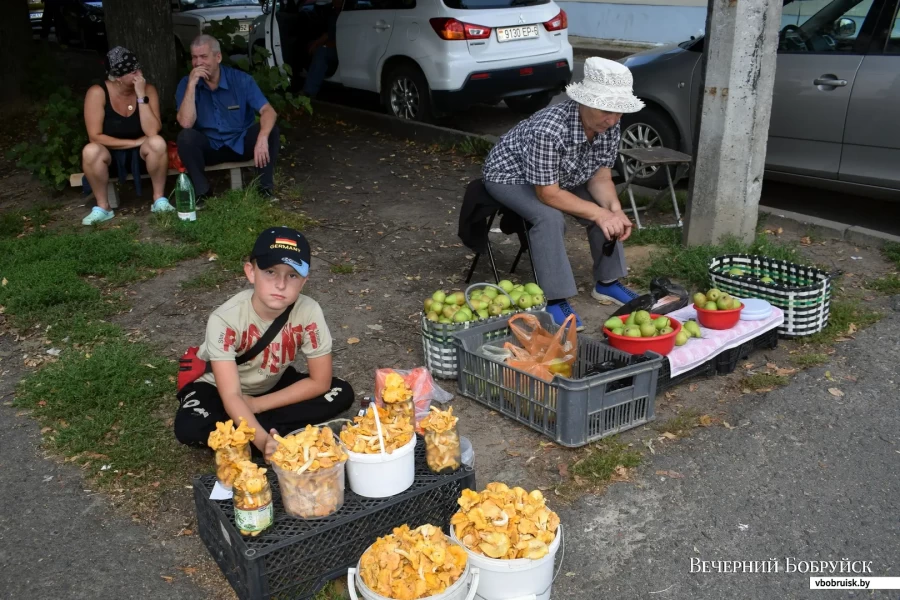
[552,298,900,599]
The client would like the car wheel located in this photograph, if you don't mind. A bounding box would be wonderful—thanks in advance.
[619,108,680,189]
[504,91,552,114]
[382,64,433,123]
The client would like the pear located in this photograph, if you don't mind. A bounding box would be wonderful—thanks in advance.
[624,326,642,338]
[693,292,707,307]
[494,295,512,309]
[634,310,652,326]
[604,317,623,330]
[706,288,722,301]
[498,280,515,293]
[439,317,452,324]
[704,301,718,311]
[524,283,543,296]
[501,308,515,315]
[625,313,637,327]
[453,310,470,323]
[684,321,702,338]
[731,298,742,310]
[424,298,434,312]
[482,287,499,300]
[445,292,459,306]
[716,296,732,310]
[675,331,689,346]
[431,301,444,315]
[658,326,674,335]
[760,276,775,284]
[488,303,503,317]
[469,290,483,301]
[728,268,745,276]
[640,323,657,338]
[611,327,625,337]
[442,305,458,319]
[432,290,446,304]
[531,294,545,306]
[509,290,524,304]
[653,316,670,330]
[517,295,533,310]
[476,309,489,320]
[426,311,439,322]
[453,292,467,306]
[513,284,525,292]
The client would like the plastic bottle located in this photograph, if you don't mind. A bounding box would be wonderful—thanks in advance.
[174,169,197,222]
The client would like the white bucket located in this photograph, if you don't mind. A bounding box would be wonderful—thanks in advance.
[347,564,480,600]
[343,434,417,498]
[450,526,563,600]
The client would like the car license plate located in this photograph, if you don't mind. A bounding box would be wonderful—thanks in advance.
[31,11,43,19]
[239,22,250,32]
[496,25,539,42]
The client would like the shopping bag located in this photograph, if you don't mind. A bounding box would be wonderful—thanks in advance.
[504,312,578,382]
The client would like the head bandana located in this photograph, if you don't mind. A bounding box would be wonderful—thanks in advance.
[105,46,142,78]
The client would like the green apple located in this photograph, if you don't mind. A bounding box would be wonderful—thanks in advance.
[675,331,689,346]
[498,280,515,293]
[517,295,533,310]
[432,290,446,304]
[483,287,499,299]
[604,317,623,330]
[494,295,511,309]
[706,288,722,301]
[704,301,718,311]
[634,311,652,326]
[653,316,670,330]
[524,283,543,296]
[426,311,439,322]
[693,292,707,307]
[624,326,642,338]
[640,323,657,337]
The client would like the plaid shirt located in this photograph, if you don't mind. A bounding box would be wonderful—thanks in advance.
[483,100,621,189]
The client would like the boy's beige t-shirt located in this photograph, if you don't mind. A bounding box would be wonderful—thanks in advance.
[196,289,333,395]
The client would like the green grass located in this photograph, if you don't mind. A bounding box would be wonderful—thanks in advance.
[883,242,900,268]
[181,269,236,290]
[870,274,900,294]
[653,410,700,435]
[790,353,830,368]
[0,207,53,237]
[571,438,643,483]
[14,337,190,487]
[627,226,682,247]
[313,580,349,600]
[456,136,494,159]
[632,233,801,291]
[741,373,788,391]
[799,299,882,345]
[330,263,354,275]
[153,187,315,272]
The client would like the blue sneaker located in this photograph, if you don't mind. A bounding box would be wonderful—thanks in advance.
[546,301,585,332]
[592,280,640,306]
[151,197,176,213]
[82,206,114,226]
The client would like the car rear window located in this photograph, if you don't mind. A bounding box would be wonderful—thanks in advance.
[442,0,550,9]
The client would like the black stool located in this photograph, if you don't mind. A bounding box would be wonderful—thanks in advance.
[457,178,539,286]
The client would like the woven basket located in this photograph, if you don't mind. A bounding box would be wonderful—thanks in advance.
[708,254,833,338]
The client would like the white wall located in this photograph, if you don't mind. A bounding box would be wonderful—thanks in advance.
[558,0,707,45]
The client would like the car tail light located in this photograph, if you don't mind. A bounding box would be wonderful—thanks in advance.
[543,10,567,31]
[430,18,492,41]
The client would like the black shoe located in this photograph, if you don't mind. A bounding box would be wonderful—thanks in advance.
[260,188,278,202]
[195,196,207,211]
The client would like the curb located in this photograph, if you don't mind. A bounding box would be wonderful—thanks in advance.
[758,206,900,249]
[312,100,499,147]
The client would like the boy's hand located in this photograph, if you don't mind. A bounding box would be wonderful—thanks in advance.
[264,429,279,462]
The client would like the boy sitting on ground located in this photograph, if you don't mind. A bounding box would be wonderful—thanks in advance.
[174,226,354,457]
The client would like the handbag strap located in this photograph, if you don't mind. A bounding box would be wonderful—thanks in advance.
[204,303,295,372]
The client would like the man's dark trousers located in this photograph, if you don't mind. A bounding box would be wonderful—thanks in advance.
[177,124,279,197]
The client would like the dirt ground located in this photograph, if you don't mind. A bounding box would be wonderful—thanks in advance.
[2,108,897,598]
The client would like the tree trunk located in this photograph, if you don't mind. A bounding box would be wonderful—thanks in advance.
[0,0,33,104]
[103,0,178,116]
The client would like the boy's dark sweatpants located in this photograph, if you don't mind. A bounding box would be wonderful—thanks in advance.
[174,367,355,446]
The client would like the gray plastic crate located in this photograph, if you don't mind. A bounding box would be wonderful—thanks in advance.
[453,312,663,447]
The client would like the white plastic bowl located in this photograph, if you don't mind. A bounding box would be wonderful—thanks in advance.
[342,434,417,498]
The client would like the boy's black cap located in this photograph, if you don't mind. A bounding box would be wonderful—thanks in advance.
[251,227,311,277]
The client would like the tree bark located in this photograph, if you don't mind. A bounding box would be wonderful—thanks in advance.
[0,0,33,104]
[103,0,178,116]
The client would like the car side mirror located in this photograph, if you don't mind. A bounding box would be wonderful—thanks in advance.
[834,17,856,37]
[260,0,271,12]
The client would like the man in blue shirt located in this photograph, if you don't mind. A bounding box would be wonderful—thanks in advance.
[176,35,279,202]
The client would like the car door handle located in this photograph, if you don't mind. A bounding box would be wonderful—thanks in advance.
[373,22,391,30]
[813,78,847,87]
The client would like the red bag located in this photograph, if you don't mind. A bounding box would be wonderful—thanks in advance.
[167,140,184,172]
[177,346,210,392]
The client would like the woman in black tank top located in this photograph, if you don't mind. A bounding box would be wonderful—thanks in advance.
[81,46,175,225]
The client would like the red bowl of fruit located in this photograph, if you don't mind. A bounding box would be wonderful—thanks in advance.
[602,312,682,356]
[693,302,743,329]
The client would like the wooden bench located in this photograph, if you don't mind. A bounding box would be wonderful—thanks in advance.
[68,161,255,209]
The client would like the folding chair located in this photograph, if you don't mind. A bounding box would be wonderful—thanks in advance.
[618,147,692,230]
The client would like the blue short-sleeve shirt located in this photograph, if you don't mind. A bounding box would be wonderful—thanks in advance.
[176,65,269,155]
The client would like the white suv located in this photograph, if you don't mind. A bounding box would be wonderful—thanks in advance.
[250,0,573,121]
[172,0,263,62]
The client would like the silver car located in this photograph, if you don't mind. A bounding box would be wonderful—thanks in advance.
[618,0,900,200]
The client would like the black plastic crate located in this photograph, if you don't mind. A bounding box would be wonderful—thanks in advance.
[657,327,780,391]
[195,438,476,600]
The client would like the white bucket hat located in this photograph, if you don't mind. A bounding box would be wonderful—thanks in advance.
[566,57,645,114]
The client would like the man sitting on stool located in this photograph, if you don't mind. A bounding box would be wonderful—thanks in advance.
[482,57,645,331]
[176,34,279,204]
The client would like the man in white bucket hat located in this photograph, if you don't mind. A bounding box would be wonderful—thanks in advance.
[482,57,645,331]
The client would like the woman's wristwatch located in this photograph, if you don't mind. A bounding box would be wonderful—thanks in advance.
[137,96,150,105]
